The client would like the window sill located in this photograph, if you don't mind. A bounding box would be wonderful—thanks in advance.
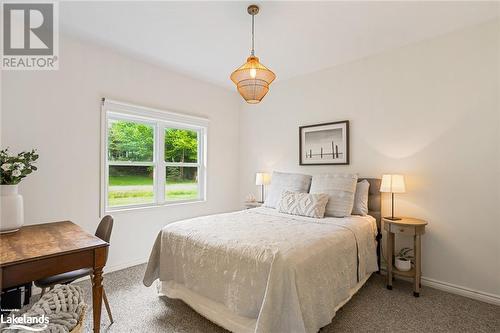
[104,199,207,215]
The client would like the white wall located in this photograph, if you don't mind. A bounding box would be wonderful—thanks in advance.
[1,35,241,271]
[239,20,500,298]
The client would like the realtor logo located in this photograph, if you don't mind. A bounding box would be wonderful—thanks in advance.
[2,1,59,70]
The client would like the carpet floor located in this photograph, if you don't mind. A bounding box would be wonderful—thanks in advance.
[75,264,500,332]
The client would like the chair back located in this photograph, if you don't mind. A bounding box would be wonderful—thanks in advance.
[95,215,113,263]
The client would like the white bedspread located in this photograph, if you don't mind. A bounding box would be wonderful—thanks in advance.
[143,207,378,333]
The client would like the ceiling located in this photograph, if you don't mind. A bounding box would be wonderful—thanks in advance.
[60,1,499,89]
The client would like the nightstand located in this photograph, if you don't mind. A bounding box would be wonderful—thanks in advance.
[244,201,262,209]
[384,217,428,297]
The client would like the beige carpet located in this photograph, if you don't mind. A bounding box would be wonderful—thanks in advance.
[75,264,499,332]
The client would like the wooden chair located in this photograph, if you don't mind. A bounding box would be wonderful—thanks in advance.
[34,216,114,323]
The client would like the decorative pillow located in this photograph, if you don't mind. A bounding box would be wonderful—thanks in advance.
[278,191,329,218]
[264,171,312,208]
[309,173,358,217]
[352,179,370,216]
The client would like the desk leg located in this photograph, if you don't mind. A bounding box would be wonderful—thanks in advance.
[386,231,394,290]
[92,267,103,333]
[414,234,421,297]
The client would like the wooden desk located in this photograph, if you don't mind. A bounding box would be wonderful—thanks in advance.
[0,221,109,332]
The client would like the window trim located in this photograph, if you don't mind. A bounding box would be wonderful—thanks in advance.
[100,99,208,214]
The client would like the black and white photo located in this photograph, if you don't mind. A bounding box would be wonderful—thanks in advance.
[299,121,349,165]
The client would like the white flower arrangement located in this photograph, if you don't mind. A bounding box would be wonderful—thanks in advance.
[0,148,39,185]
[1,163,12,171]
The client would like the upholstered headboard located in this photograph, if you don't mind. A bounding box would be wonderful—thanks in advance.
[359,177,382,272]
[358,178,382,229]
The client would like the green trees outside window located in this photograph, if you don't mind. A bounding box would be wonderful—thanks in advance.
[165,128,199,201]
[108,120,154,162]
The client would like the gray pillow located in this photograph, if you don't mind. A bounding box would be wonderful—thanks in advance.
[264,171,312,208]
[309,173,358,217]
[352,179,370,216]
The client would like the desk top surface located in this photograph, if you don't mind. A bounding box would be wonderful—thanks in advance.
[0,221,108,267]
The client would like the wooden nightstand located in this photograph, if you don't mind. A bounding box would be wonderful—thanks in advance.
[244,201,263,209]
[384,217,428,297]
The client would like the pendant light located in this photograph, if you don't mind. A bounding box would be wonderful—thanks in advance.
[230,5,276,104]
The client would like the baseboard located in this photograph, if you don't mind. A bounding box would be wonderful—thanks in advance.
[379,267,500,306]
[420,277,500,306]
[31,257,149,296]
[104,256,149,274]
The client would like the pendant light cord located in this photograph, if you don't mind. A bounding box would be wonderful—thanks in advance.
[251,13,255,56]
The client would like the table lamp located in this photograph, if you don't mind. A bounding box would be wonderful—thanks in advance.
[255,172,271,203]
[380,174,406,220]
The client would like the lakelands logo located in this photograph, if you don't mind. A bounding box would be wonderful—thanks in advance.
[0,314,49,331]
[1,1,59,70]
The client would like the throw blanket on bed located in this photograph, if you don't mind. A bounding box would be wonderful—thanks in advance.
[143,207,378,333]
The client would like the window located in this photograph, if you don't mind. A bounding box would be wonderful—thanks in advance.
[101,99,207,212]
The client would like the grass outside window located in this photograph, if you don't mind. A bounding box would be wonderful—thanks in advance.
[108,173,198,207]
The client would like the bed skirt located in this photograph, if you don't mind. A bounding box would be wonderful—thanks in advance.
[158,273,372,333]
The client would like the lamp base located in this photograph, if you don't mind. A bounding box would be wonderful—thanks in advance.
[384,216,402,221]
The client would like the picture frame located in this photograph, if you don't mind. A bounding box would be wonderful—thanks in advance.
[299,120,349,165]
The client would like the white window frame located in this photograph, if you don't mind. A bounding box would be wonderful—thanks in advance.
[100,99,208,214]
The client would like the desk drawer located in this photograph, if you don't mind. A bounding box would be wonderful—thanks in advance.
[390,224,415,236]
[1,250,94,289]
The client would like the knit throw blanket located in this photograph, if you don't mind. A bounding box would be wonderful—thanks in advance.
[0,284,85,333]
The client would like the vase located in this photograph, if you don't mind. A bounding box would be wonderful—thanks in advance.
[0,185,24,233]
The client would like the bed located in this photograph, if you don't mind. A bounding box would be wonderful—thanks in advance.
[143,178,382,333]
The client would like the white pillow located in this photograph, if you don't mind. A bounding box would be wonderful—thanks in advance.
[278,191,329,218]
[264,171,312,208]
[309,173,358,217]
[352,179,370,216]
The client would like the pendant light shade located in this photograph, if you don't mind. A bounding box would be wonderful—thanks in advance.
[230,5,276,104]
[230,56,276,104]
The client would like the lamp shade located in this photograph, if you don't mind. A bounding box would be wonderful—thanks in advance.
[380,174,406,193]
[255,172,271,186]
[230,56,276,104]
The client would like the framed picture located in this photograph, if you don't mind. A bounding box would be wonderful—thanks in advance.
[299,120,349,165]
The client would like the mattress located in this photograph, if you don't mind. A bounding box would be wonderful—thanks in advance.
[143,207,378,333]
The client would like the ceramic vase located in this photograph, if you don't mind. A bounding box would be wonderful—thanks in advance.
[0,185,24,233]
